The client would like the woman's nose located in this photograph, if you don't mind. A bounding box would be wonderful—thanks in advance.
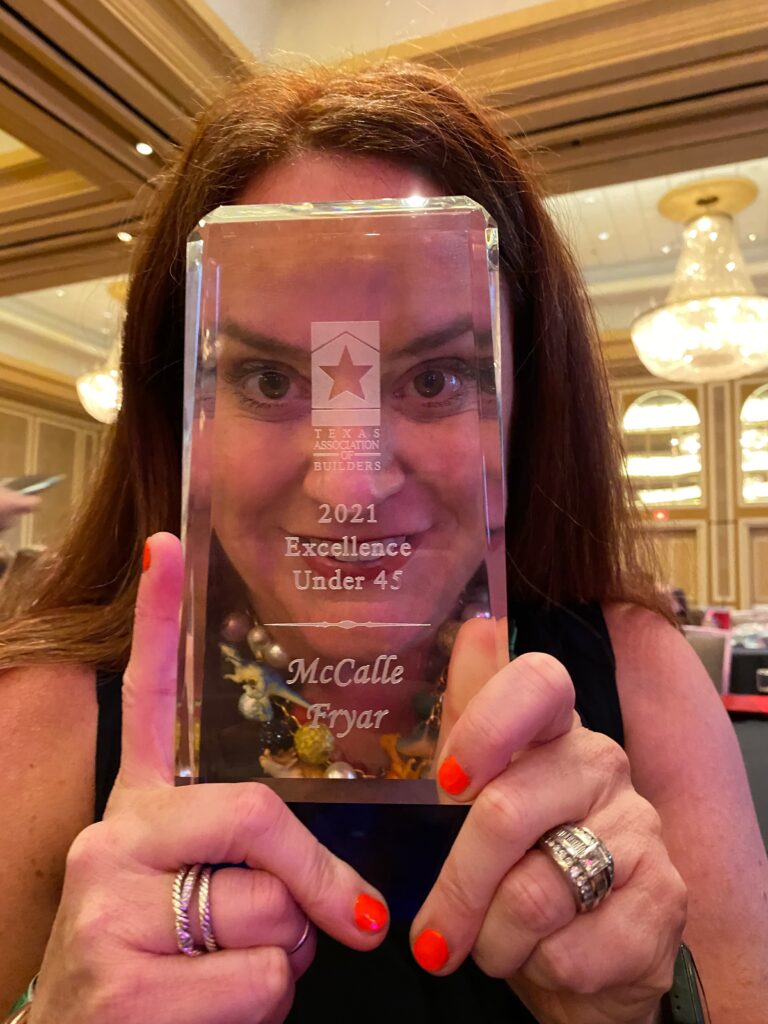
[301,451,406,507]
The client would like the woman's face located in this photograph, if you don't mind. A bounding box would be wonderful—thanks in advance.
[205,153,512,661]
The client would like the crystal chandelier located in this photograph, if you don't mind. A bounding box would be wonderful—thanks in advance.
[76,349,121,424]
[631,177,768,383]
[76,281,125,424]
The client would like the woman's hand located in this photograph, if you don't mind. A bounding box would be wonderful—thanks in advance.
[413,618,687,1024]
[30,533,389,1024]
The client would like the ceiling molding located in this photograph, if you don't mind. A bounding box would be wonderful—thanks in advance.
[349,0,768,194]
[0,351,89,418]
[0,0,248,296]
[1,0,766,297]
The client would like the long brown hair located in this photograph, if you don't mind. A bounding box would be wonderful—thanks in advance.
[0,61,661,670]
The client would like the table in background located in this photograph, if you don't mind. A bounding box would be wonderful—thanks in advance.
[729,650,768,695]
[722,694,768,849]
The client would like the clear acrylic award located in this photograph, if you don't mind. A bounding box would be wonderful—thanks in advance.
[177,197,508,803]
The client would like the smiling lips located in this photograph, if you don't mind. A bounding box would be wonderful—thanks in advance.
[283,530,424,580]
[287,535,412,563]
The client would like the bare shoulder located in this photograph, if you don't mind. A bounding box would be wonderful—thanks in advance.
[0,663,98,1005]
[603,600,699,683]
[1,662,97,797]
[602,602,735,781]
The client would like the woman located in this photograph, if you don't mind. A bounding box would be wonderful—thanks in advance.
[0,62,765,1023]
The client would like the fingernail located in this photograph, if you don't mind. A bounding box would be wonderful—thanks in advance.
[354,893,388,932]
[438,755,470,796]
[413,928,449,972]
[142,540,151,573]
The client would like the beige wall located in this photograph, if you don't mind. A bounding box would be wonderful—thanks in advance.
[0,392,102,554]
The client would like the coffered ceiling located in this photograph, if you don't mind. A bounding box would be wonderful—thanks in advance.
[0,0,248,298]
[0,0,767,410]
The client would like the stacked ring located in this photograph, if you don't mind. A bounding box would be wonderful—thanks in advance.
[172,864,219,956]
[171,865,310,957]
[538,824,615,914]
[197,865,219,953]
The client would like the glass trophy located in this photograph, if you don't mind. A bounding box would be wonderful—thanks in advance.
[177,197,508,805]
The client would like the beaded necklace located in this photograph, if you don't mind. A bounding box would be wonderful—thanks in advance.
[217,580,511,781]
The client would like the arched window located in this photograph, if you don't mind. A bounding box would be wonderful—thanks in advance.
[622,390,702,507]
[741,383,768,504]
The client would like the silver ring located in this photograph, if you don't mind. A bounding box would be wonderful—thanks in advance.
[287,915,311,955]
[198,865,219,953]
[538,824,614,914]
[173,864,219,955]
[173,865,204,956]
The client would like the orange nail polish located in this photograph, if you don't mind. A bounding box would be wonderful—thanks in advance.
[142,541,151,573]
[354,893,388,932]
[438,755,470,796]
[413,928,449,972]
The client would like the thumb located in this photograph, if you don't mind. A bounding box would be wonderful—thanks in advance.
[436,616,504,761]
[117,532,184,789]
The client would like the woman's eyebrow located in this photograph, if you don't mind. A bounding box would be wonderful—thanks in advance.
[398,316,492,357]
[220,320,310,368]
[221,315,490,361]
[398,316,473,356]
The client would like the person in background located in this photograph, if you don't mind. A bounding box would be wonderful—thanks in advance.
[0,62,765,1024]
[671,588,693,627]
[0,486,39,533]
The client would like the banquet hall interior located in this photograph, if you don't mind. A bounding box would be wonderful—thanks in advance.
[0,0,766,843]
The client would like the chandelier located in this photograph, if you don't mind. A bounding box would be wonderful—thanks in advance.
[76,281,125,424]
[631,177,768,383]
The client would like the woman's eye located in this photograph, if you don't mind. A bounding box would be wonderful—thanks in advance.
[221,361,310,420]
[255,370,291,400]
[391,360,474,420]
[412,369,462,398]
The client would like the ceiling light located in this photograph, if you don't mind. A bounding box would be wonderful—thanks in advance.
[626,453,701,478]
[117,231,133,243]
[55,288,65,297]
[748,233,757,242]
[76,369,121,424]
[77,300,125,425]
[77,337,122,423]
[631,177,768,382]
[598,231,610,241]
[135,142,154,156]
[661,245,672,254]
[637,484,702,505]
[742,479,768,502]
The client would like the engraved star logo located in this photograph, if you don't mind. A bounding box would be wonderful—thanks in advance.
[319,344,373,400]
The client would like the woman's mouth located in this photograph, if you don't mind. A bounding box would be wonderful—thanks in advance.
[285,533,422,581]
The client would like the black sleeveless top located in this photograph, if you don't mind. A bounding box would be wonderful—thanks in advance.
[94,602,623,1024]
